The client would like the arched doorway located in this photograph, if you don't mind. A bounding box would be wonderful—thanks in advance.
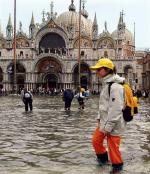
[81,76,88,89]
[7,62,26,90]
[44,74,58,89]
[73,63,91,89]
[17,75,25,90]
[35,57,62,89]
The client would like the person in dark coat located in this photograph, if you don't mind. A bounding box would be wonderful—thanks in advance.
[63,89,74,111]
[21,88,33,112]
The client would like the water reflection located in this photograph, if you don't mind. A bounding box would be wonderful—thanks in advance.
[0,96,149,174]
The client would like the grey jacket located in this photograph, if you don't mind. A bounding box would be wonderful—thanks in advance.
[98,74,126,135]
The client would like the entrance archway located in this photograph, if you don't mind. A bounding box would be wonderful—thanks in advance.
[35,57,62,89]
[73,63,91,89]
[7,62,26,90]
[17,75,25,90]
[81,76,88,89]
[44,74,58,89]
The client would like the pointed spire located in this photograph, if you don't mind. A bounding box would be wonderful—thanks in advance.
[29,13,35,38]
[104,21,108,32]
[7,14,12,27]
[19,21,22,32]
[92,13,98,39]
[30,12,35,26]
[6,14,13,40]
[81,0,88,18]
[118,10,126,30]
[50,1,54,15]
[93,13,97,26]
[47,1,57,20]
[42,9,46,22]
[69,0,76,11]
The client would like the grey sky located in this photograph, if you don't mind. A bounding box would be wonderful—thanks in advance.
[0,0,149,49]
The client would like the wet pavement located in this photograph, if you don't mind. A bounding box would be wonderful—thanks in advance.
[0,96,149,174]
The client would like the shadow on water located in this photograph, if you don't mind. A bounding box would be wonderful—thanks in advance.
[0,96,149,174]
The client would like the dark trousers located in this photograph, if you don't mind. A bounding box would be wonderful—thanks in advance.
[24,99,33,111]
[65,100,72,109]
[78,98,84,109]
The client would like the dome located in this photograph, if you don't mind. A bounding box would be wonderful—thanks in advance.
[81,8,89,18]
[56,11,92,37]
[111,28,134,45]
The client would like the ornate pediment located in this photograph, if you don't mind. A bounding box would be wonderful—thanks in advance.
[47,20,57,29]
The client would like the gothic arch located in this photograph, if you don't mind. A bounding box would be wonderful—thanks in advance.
[33,55,64,73]
[7,61,26,89]
[34,57,63,89]
[7,61,26,73]
[35,57,62,73]
[39,33,66,55]
[35,28,69,50]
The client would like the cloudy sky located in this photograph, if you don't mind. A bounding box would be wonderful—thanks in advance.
[0,0,149,49]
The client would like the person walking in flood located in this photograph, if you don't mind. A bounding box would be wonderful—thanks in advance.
[74,87,86,109]
[21,88,33,112]
[62,88,74,111]
[90,58,126,174]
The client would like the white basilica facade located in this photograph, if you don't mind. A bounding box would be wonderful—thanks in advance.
[0,1,138,92]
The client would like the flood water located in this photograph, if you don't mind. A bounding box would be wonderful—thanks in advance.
[0,96,149,174]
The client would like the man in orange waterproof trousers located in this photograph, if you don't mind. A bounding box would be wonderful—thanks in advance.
[90,58,126,173]
[92,128,123,171]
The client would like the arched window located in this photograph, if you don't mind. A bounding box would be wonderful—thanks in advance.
[81,51,85,56]
[20,51,23,56]
[39,33,66,55]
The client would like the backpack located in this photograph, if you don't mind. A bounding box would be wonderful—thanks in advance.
[24,92,31,99]
[133,96,138,114]
[108,82,137,122]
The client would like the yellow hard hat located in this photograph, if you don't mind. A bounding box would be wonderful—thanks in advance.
[90,58,115,70]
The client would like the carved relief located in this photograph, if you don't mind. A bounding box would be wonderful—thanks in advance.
[16,38,29,48]
[37,59,62,73]
[74,38,92,48]
[48,20,56,28]
[0,39,6,48]
[98,38,114,49]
